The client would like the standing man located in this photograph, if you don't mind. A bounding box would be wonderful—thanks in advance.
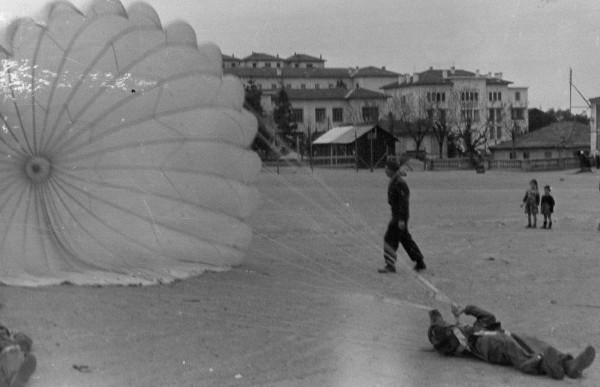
[379,159,426,273]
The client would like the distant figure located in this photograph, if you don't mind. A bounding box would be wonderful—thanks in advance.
[540,185,555,229]
[521,179,540,228]
[428,304,596,380]
[378,160,426,273]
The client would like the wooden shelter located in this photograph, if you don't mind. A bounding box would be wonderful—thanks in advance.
[311,124,397,169]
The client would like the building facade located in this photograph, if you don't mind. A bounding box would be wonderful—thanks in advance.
[273,88,389,134]
[381,67,529,157]
[222,52,398,134]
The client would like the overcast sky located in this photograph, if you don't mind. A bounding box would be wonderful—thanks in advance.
[2,0,599,113]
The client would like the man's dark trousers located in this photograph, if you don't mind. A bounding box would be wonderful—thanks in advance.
[383,221,424,268]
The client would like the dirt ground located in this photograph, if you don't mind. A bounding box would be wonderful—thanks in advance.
[1,166,599,386]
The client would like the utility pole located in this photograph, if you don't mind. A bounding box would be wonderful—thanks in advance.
[569,67,572,113]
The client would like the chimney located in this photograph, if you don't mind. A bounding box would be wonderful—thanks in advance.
[382,66,386,70]
[494,72,503,79]
[450,66,455,75]
[442,69,448,78]
[429,66,433,71]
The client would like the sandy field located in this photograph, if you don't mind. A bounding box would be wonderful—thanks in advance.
[1,166,599,387]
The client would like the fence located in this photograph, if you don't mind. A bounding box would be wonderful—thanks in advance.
[488,157,580,171]
[425,157,582,171]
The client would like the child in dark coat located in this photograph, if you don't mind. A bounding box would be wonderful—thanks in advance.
[541,185,555,229]
[521,179,540,228]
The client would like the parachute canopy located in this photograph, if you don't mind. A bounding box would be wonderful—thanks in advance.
[0,0,261,286]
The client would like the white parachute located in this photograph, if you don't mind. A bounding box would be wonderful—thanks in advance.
[0,0,261,286]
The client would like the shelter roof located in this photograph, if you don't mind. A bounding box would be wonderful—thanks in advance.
[313,124,385,145]
[490,121,590,150]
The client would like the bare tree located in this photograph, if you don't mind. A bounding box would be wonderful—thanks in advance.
[503,105,526,159]
[385,91,431,157]
[448,88,490,166]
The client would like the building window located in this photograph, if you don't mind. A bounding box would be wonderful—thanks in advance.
[512,108,524,120]
[362,107,379,122]
[265,62,271,68]
[307,63,313,68]
[427,92,431,102]
[498,92,502,101]
[489,127,495,140]
[544,151,552,159]
[332,108,343,122]
[252,62,257,68]
[292,108,304,123]
[301,84,306,89]
[315,108,326,122]
[315,84,320,89]
[231,63,236,68]
[462,91,477,102]
[328,83,334,89]
[489,92,493,101]
[509,151,516,159]
[276,63,281,68]
[461,109,480,122]
[257,84,262,90]
[489,108,502,123]
[515,91,521,101]
[294,63,300,68]
[496,126,502,139]
[442,92,446,102]
[523,151,529,160]
[271,84,277,90]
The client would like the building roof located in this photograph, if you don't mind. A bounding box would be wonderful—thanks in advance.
[286,53,324,62]
[223,66,399,79]
[222,54,240,61]
[282,87,390,101]
[351,66,399,77]
[313,124,383,145]
[242,52,282,62]
[590,96,600,104]
[381,68,511,89]
[490,121,590,150]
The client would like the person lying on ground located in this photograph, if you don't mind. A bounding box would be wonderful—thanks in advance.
[0,323,36,387]
[427,304,595,380]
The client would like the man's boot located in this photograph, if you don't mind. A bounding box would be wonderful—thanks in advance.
[542,221,547,229]
[541,347,565,380]
[548,222,552,229]
[565,346,595,378]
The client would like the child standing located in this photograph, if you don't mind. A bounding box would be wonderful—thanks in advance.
[541,185,555,229]
[521,179,540,228]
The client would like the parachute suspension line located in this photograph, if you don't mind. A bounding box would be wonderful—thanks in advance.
[257,166,457,308]
[260,166,382,255]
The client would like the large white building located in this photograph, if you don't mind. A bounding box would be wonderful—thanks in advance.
[222,53,398,134]
[381,67,529,157]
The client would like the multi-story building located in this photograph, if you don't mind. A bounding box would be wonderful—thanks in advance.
[381,67,528,157]
[222,53,398,134]
[282,88,389,134]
